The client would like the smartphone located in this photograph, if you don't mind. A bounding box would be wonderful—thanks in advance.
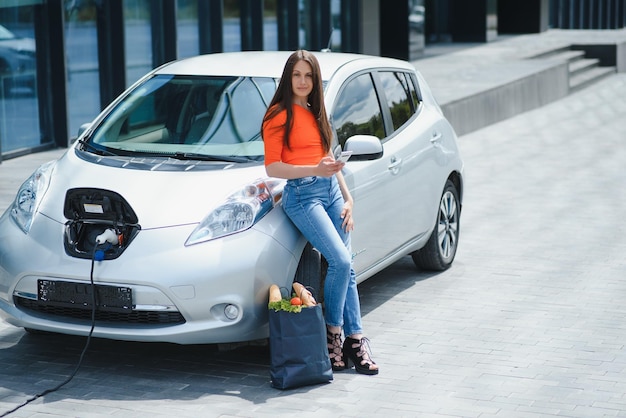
[336,150,353,163]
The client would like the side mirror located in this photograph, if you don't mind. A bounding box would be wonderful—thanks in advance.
[343,135,383,161]
[72,123,92,144]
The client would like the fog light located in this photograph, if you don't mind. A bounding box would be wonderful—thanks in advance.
[224,304,239,320]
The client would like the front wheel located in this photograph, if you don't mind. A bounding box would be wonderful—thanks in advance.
[411,180,461,271]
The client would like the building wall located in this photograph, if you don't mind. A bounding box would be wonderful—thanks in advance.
[360,0,380,56]
[0,0,623,162]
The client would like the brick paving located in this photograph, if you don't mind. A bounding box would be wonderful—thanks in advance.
[1,33,626,417]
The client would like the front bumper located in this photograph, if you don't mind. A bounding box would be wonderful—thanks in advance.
[0,209,300,344]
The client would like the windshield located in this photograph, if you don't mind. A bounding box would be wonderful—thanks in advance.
[87,75,277,162]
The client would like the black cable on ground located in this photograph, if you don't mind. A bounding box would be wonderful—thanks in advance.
[0,246,102,417]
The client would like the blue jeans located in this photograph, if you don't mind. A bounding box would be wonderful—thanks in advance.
[282,175,363,337]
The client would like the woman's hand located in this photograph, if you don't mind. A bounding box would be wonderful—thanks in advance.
[317,156,345,177]
[332,165,354,232]
[341,200,354,232]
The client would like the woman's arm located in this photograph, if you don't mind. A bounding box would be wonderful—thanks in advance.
[334,169,354,232]
[265,157,344,179]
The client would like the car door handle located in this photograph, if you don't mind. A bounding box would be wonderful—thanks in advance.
[430,131,443,143]
[388,156,402,175]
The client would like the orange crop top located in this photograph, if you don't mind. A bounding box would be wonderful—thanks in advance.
[263,105,327,166]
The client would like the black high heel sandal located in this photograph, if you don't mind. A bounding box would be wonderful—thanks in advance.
[343,336,379,375]
[327,331,347,371]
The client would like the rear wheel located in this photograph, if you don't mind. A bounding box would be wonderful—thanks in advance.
[411,180,460,271]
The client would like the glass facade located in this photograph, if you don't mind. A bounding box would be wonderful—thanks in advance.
[65,0,100,140]
[263,0,278,50]
[0,3,42,155]
[223,0,241,52]
[409,0,425,60]
[330,0,341,50]
[124,0,152,88]
[0,0,622,161]
[178,0,200,59]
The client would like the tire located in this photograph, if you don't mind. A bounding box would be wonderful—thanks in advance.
[294,242,326,303]
[411,179,461,271]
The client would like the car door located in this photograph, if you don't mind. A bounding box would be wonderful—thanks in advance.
[374,70,440,241]
[331,70,436,275]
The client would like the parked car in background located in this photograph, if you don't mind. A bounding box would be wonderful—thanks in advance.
[0,51,464,344]
[0,24,36,95]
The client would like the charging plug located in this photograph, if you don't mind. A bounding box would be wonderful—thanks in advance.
[95,229,119,245]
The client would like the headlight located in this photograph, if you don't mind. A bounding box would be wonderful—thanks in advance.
[185,178,284,246]
[10,160,56,233]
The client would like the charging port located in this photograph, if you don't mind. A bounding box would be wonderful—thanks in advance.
[63,188,141,260]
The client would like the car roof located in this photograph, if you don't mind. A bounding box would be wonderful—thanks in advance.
[153,51,415,81]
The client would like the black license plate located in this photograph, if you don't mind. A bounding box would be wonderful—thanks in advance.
[38,280,132,313]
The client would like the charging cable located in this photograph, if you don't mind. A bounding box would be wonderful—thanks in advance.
[0,242,110,417]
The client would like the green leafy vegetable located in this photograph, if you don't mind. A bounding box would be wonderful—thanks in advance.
[268,298,303,313]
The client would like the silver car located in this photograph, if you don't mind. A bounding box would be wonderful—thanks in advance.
[0,51,464,344]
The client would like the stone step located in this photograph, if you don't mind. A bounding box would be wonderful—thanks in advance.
[529,47,586,62]
[529,47,615,93]
[569,66,616,92]
[569,57,601,77]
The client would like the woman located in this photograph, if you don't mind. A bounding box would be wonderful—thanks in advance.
[262,50,378,375]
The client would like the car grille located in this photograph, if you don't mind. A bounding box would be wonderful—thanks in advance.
[15,297,186,325]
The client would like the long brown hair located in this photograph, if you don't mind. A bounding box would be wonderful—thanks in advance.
[262,50,333,153]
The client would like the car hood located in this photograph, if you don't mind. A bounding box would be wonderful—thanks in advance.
[37,149,272,230]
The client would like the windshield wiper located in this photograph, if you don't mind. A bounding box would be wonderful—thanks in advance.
[170,152,251,163]
[77,139,120,157]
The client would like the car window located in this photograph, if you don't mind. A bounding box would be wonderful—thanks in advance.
[332,73,384,146]
[406,73,421,111]
[216,77,274,144]
[378,71,414,131]
[89,75,277,160]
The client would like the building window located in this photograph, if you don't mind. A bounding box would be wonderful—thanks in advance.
[224,0,241,51]
[330,0,340,51]
[178,0,199,59]
[263,0,278,50]
[124,0,152,87]
[65,0,100,139]
[0,4,42,155]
